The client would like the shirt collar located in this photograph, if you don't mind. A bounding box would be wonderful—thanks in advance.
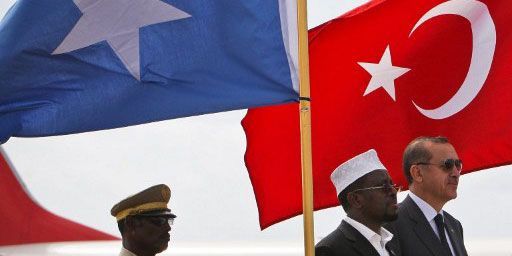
[409,191,443,222]
[344,216,394,244]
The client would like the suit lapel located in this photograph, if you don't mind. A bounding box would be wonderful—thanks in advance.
[444,216,463,256]
[340,221,380,256]
[403,196,449,256]
[385,240,400,256]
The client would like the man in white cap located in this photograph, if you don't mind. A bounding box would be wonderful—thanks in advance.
[111,184,177,256]
[315,149,401,256]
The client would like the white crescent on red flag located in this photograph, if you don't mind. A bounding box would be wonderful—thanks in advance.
[243,0,511,229]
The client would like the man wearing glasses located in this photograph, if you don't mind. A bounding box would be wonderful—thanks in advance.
[316,149,401,256]
[111,184,177,256]
[387,136,468,256]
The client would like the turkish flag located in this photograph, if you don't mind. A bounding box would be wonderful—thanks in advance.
[243,0,512,229]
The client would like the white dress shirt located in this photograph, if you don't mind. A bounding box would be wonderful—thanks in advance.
[119,247,137,256]
[409,192,456,255]
[345,216,394,256]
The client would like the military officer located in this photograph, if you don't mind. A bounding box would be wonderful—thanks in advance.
[111,184,177,256]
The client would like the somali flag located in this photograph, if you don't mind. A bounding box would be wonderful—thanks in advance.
[0,0,299,143]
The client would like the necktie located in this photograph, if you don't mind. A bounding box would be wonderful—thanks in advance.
[434,214,453,256]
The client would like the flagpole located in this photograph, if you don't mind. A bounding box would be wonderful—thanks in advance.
[297,0,315,255]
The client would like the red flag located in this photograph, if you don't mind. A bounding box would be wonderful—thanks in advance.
[0,149,117,245]
[243,0,512,229]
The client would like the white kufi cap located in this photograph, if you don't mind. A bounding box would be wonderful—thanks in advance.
[331,149,387,196]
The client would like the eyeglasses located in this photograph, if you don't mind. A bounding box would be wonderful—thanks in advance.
[415,158,462,172]
[351,183,402,193]
[142,216,175,226]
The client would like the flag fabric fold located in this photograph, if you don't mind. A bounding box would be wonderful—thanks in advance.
[0,147,117,245]
[244,0,512,229]
[0,0,299,143]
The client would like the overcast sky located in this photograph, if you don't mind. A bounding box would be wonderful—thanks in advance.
[1,0,512,252]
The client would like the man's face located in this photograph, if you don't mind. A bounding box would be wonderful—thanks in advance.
[132,216,172,254]
[359,170,399,222]
[420,142,460,203]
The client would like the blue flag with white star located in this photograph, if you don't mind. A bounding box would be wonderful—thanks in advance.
[0,0,299,143]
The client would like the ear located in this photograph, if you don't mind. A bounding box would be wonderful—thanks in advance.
[410,165,423,183]
[347,192,364,209]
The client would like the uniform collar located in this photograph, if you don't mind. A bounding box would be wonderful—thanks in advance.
[119,246,138,256]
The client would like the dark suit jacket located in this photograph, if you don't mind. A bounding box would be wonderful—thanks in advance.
[386,195,468,256]
[315,220,400,256]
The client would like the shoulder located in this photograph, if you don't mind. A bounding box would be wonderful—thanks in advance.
[315,222,353,254]
[315,245,335,256]
[387,197,416,228]
[443,211,461,224]
[397,195,423,222]
[315,225,344,248]
[384,196,419,237]
[443,210,464,230]
[398,194,416,211]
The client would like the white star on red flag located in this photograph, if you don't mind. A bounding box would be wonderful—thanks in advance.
[358,45,410,101]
